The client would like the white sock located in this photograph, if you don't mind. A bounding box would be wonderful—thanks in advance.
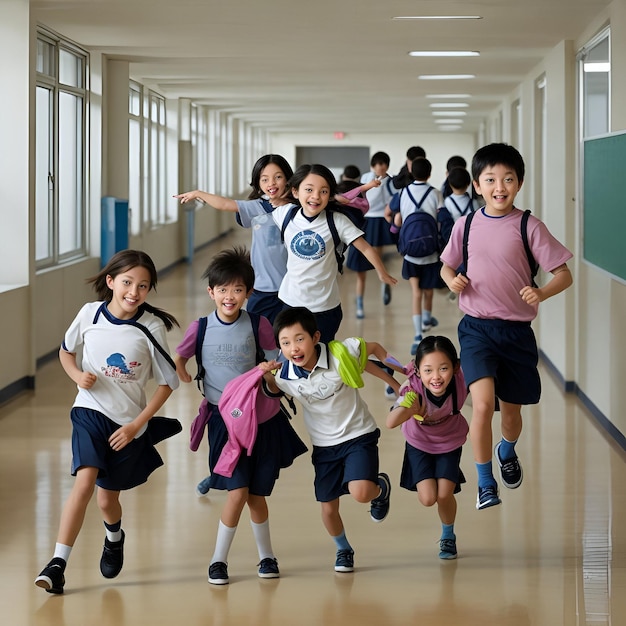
[423,310,432,323]
[412,314,422,337]
[251,519,275,561]
[53,543,72,563]
[211,521,237,564]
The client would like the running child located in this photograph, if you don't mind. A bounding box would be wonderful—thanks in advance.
[174,247,307,584]
[35,250,182,594]
[386,336,469,560]
[175,154,294,324]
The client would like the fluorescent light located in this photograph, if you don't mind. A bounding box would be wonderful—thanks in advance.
[429,102,469,108]
[393,16,482,20]
[425,94,471,99]
[583,62,610,72]
[409,50,479,57]
[432,111,467,117]
[419,74,475,80]
[434,119,464,124]
[438,125,463,131]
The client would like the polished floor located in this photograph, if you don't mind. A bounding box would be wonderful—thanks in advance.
[3,228,626,626]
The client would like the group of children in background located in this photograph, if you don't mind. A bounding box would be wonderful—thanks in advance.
[34,143,573,595]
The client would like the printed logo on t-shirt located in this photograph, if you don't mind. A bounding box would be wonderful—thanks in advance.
[102,352,140,382]
[291,230,326,260]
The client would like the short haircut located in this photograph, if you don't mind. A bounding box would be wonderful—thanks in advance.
[445,155,467,171]
[202,246,255,291]
[471,143,525,183]
[410,156,432,181]
[342,164,361,180]
[370,151,390,167]
[273,306,318,345]
[447,167,471,191]
[407,146,426,160]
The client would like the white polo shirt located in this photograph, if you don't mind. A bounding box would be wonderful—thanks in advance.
[273,338,378,447]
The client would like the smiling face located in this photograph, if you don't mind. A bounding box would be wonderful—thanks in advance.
[277,322,321,371]
[208,281,251,323]
[259,163,288,204]
[105,265,152,319]
[416,349,457,398]
[292,174,331,218]
[473,163,523,216]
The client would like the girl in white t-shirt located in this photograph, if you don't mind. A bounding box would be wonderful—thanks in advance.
[35,250,181,595]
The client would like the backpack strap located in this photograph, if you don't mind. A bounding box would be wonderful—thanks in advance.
[520,209,539,288]
[279,205,301,244]
[247,311,267,365]
[462,208,539,285]
[194,316,208,395]
[404,185,434,211]
[325,210,345,274]
[448,193,473,218]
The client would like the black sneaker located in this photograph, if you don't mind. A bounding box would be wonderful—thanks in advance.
[382,283,392,306]
[495,442,524,489]
[476,485,501,510]
[100,530,125,579]
[35,557,66,594]
[258,557,280,579]
[438,538,458,560]
[370,472,391,522]
[208,561,229,585]
[334,549,354,573]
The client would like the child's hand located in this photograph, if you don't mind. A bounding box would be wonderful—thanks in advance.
[520,285,542,305]
[378,271,397,286]
[174,190,201,204]
[177,367,192,384]
[109,423,139,451]
[399,391,427,420]
[450,273,469,293]
[77,371,97,389]
[335,194,349,205]
[258,359,280,373]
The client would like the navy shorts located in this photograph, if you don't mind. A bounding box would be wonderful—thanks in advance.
[247,290,283,325]
[401,260,442,289]
[311,429,380,502]
[399,442,465,494]
[70,407,181,491]
[207,408,308,496]
[458,315,541,405]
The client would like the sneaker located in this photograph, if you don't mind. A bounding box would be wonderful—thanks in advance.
[439,538,458,560]
[495,442,524,489]
[382,283,392,306]
[476,485,501,510]
[35,557,66,594]
[196,476,211,497]
[370,472,391,522]
[334,549,354,573]
[422,316,439,333]
[208,561,229,585]
[410,335,422,356]
[100,530,125,579]
[384,385,396,400]
[258,557,280,579]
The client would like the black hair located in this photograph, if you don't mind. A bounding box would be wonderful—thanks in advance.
[342,164,361,180]
[370,151,390,167]
[407,146,426,160]
[471,143,525,183]
[445,155,467,172]
[88,249,179,330]
[414,335,459,370]
[336,179,361,195]
[288,163,337,197]
[410,156,432,181]
[247,154,294,200]
[273,307,318,345]
[447,167,471,191]
[202,246,255,291]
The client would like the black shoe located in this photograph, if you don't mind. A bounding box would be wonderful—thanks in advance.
[208,561,229,585]
[35,557,66,594]
[334,549,354,573]
[495,442,524,489]
[258,557,280,579]
[382,283,392,305]
[370,472,391,522]
[100,530,125,579]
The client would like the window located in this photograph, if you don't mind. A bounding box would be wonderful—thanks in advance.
[35,30,87,268]
[579,28,610,138]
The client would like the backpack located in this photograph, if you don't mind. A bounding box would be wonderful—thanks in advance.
[437,206,455,251]
[194,311,265,396]
[462,208,539,287]
[280,205,354,274]
[397,186,440,258]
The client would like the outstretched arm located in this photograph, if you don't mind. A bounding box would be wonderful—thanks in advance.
[351,237,397,285]
[174,189,239,212]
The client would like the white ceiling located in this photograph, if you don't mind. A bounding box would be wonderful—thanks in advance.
[31,0,610,135]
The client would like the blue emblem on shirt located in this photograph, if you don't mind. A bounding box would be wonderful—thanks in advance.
[291,230,325,260]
